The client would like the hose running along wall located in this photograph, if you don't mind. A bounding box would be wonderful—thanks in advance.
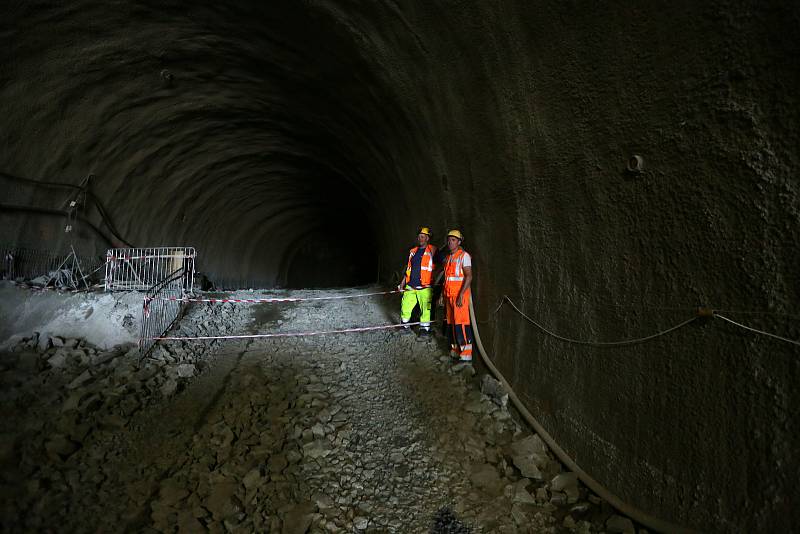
[469,298,696,533]
[1,1,798,530]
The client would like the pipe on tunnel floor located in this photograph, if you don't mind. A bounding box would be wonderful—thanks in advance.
[468,297,696,534]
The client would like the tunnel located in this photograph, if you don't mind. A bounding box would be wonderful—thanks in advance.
[1,0,799,531]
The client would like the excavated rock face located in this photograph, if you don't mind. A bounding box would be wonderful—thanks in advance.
[1,1,798,530]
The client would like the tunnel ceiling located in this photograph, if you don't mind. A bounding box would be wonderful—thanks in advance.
[1,0,432,288]
[2,1,799,531]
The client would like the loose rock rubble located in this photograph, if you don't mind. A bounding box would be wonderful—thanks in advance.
[0,287,637,533]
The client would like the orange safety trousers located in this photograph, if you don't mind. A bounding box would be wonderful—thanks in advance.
[444,289,473,361]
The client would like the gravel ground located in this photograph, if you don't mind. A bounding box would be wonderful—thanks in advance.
[0,286,633,533]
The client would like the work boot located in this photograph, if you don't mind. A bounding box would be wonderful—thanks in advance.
[416,329,432,341]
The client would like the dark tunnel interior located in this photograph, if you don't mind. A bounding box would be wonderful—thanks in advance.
[2,0,799,531]
[3,0,407,288]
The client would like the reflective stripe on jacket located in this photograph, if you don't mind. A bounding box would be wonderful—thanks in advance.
[443,248,469,297]
[405,244,436,288]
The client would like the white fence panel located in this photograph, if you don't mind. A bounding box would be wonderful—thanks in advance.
[139,268,186,357]
[105,247,195,292]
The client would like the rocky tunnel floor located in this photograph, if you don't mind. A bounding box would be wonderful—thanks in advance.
[0,287,632,533]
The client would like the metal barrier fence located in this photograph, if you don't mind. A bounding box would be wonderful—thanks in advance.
[140,268,187,357]
[105,247,195,292]
[1,243,103,283]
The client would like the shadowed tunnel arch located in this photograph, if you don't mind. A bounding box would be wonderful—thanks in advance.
[2,0,798,531]
[2,0,424,288]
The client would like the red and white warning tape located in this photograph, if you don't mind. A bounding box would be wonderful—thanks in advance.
[153,321,423,341]
[144,288,407,304]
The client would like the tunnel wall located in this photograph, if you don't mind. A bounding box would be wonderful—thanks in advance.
[2,1,798,530]
[330,1,799,530]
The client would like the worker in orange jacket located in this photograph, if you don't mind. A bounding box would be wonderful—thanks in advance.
[439,229,473,361]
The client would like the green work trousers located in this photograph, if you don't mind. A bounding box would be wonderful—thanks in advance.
[400,286,433,329]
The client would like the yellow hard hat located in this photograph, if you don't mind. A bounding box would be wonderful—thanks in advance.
[418,226,432,236]
[447,229,464,241]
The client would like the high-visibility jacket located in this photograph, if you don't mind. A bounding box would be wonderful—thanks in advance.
[443,248,470,297]
[405,244,436,288]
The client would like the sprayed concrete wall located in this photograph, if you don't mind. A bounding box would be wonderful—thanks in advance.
[1,1,798,530]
